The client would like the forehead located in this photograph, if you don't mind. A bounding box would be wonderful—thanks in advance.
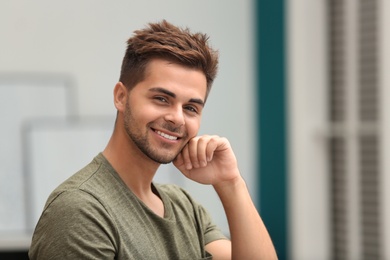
[141,59,207,99]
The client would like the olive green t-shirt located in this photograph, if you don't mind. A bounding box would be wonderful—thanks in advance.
[29,153,226,259]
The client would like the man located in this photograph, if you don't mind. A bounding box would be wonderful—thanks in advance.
[29,20,277,259]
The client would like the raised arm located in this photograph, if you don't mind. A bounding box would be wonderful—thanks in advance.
[173,135,278,259]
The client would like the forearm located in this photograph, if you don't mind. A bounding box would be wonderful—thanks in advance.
[214,175,278,260]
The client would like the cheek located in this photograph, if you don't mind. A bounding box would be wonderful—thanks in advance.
[186,118,201,137]
[132,104,159,121]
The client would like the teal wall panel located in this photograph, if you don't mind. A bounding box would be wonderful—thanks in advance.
[255,0,288,259]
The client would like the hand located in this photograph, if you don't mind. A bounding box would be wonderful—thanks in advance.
[173,135,240,186]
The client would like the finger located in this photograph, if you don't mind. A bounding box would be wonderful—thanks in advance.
[188,137,201,168]
[196,137,209,167]
[181,144,193,170]
[205,136,219,162]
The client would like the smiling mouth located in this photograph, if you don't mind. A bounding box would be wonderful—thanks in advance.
[155,130,179,140]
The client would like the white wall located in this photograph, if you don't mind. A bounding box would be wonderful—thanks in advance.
[287,0,330,259]
[289,0,390,259]
[0,0,256,249]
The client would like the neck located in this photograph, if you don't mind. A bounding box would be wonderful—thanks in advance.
[103,126,160,197]
[103,132,165,218]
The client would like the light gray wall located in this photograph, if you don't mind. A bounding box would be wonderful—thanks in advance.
[0,0,256,248]
[287,0,330,259]
[288,0,390,259]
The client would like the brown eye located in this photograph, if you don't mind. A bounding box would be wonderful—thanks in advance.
[155,96,168,103]
[184,106,198,113]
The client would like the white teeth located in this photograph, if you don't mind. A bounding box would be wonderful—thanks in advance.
[156,130,178,140]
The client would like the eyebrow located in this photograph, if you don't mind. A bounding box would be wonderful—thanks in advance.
[149,87,205,107]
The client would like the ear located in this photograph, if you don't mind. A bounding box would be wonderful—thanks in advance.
[113,82,128,112]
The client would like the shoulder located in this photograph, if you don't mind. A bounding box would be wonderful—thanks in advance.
[154,183,209,219]
[44,156,102,201]
[155,183,185,194]
[34,155,120,242]
[44,154,126,211]
[155,183,195,203]
[37,188,115,237]
[46,188,108,215]
[30,189,118,259]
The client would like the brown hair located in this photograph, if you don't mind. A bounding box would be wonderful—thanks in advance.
[119,20,219,100]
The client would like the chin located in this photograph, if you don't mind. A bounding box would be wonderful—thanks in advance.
[148,152,178,165]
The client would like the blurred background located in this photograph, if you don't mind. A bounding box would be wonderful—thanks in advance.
[0,0,389,259]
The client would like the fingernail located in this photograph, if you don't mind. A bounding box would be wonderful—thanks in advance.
[186,163,192,170]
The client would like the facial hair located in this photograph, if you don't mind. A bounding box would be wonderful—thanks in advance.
[123,101,187,164]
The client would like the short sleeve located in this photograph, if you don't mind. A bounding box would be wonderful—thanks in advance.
[159,184,228,245]
[29,190,118,260]
[195,200,228,245]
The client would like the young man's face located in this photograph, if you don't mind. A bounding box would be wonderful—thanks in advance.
[123,59,207,164]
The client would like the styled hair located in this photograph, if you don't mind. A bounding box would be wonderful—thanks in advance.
[119,20,219,100]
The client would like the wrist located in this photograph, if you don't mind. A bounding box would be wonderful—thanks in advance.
[213,174,246,195]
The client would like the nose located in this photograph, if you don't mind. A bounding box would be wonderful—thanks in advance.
[164,105,185,126]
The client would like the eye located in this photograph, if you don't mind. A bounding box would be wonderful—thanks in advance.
[184,105,199,114]
[154,96,168,103]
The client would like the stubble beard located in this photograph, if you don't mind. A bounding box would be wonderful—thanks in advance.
[124,102,186,164]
